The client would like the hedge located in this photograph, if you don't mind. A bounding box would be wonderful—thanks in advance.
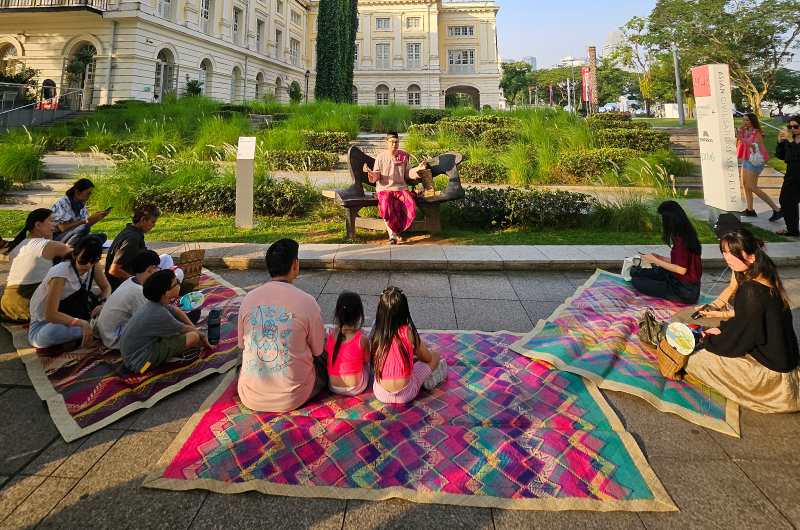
[219,104,251,113]
[407,124,438,138]
[447,187,594,229]
[586,114,650,130]
[595,129,671,153]
[134,178,320,217]
[263,150,339,171]
[411,108,452,124]
[553,148,639,180]
[0,174,11,195]
[300,130,350,153]
[459,159,506,183]
[479,127,516,146]
[47,136,80,151]
[438,115,521,137]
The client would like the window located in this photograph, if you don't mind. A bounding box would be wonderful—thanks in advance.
[255,73,263,99]
[290,11,301,26]
[200,0,211,34]
[232,9,241,44]
[407,43,421,70]
[352,86,358,104]
[289,39,299,66]
[406,17,421,30]
[375,84,389,106]
[353,44,359,69]
[157,0,171,19]
[275,30,283,59]
[407,84,421,106]
[256,20,264,52]
[0,45,18,76]
[448,49,475,73]
[448,26,475,37]
[376,44,390,70]
[276,0,283,15]
[376,17,390,30]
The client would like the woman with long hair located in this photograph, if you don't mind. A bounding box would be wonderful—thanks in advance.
[28,235,111,351]
[0,209,73,322]
[51,178,109,246]
[776,115,800,236]
[688,229,799,413]
[737,113,782,220]
[630,201,703,304]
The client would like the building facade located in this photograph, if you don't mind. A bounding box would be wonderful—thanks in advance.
[521,55,535,70]
[0,0,501,109]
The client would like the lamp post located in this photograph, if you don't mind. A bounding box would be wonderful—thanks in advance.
[393,87,396,103]
[304,69,310,103]
[671,43,685,125]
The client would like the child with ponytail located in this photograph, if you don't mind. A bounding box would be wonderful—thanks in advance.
[326,292,371,396]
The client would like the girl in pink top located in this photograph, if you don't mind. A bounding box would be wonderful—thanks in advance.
[326,292,371,396]
[371,287,448,404]
[736,113,781,221]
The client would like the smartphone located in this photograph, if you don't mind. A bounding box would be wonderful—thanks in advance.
[103,207,113,213]
[690,304,710,320]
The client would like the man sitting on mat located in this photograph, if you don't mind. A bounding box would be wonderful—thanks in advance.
[237,238,327,413]
[365,132,427,244]
[118,269,211,374]
[105,203,164,291]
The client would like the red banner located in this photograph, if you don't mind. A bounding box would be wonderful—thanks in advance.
[582,66,591,101]
[549,84,553,106]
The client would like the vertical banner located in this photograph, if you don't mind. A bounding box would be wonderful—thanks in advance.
[588,46,598,113]
[582,66,590,101]
[692,64,741,213]
[549,84,553,107]
[528,85,533,105]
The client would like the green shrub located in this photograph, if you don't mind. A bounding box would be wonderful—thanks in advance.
[300,130,350,153]
[105,140,149,158]
[554,148,639,181]
[134,177,320,217]
[263,150,339,171]
[585,113,631,124]
[219,104,251,114]
[212,110,246,120]
[595,129,670,153]
[586,114,650,130]
[411,108,451,124]
[407,124,438,138]
[438,115,521,137]
[479,127,516,147]
[356,114,373,131]
[47,136,80,151]
[0,174,11,195]
[447,187,594,229]
[459,160,506,183]
[583,191,660,232]
[0,137,47,182]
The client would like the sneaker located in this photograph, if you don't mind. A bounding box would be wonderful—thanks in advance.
[423,359,448,391]
[167,346,201,364]
[740,209,758,217]
[769,210,783,222]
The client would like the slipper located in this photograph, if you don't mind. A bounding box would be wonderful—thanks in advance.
[775,229,798,236]
[388,238,397,245]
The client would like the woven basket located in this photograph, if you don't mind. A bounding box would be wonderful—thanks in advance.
[657,338,689,380]
[179,249,205,296]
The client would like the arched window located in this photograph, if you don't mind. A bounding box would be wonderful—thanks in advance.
[0,45,18,76]
[255,72,264,100]
[199,59,211,95]
[154,50,177,99]
[375,84,389,106]
[352,86,358,105]
[275,77,283,103]
[407,84,421,106]
[230,67,240,103]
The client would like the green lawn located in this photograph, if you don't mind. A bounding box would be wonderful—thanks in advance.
[1,209,786,246]
[639,117,787,173]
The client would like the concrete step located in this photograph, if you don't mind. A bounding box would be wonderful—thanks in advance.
[673,147,700,156]
[11,179,72,192]
[2,190,61,205]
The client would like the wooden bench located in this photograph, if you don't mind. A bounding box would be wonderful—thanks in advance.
[330,146,465,240]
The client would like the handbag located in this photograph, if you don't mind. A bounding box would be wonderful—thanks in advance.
[637,310,667,348]
[58,263,100,321]
[657,338,689,379]
[749,147,765,166]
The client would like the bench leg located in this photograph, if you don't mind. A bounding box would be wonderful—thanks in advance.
[413,203,442,233]
[344,207,360,240]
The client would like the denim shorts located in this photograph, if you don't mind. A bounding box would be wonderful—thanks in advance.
[742,159,765,174]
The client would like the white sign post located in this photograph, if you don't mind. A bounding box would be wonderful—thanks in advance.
[235,136,257,229]
[691,64,742,222]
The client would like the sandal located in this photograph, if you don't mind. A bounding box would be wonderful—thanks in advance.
[775,229,798,236]
[388,238,397,245]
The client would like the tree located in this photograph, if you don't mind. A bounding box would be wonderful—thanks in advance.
[314,0,358,103]
[499,61,534,105]
[615,16,658,116]
[445,92,473,108]
[765,68,800,114]
[647,0,800,117]
[596,58,636,106]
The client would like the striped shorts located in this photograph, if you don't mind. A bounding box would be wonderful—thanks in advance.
[372,361,432,404]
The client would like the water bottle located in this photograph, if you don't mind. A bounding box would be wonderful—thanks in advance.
[207,308,221,345]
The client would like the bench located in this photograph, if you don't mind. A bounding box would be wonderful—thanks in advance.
[330,146,465,240]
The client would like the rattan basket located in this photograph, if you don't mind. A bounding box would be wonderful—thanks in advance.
[179,248,205,296]
[657,338,689,380]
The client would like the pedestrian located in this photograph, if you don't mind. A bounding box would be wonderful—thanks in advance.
[775,116,800,237]
[736,113,782,221]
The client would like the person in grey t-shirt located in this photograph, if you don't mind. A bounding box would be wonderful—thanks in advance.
[119,269,211,374]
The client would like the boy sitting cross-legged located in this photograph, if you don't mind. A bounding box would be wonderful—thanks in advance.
[119,269,212,374]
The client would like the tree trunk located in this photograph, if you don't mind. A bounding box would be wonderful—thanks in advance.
[645,99,650,117]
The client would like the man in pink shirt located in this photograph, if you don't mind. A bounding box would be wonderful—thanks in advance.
[366,132,427,244]
[237,238,327,412]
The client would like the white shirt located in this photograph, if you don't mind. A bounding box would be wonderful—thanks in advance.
[29,261,92,323]
[96,277,146,348]
[7,239,52,286]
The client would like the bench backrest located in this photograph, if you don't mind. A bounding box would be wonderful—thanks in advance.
[344,146,464,203]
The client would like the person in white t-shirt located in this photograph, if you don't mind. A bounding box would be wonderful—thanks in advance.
[1,208,73,323]
[97,250,161,348]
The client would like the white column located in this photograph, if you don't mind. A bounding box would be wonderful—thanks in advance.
[429,10,439,70]
[363,13,372,67]
[394,12,402,67]
[480,21,488,65]
[267,0,275,57]
[489,23,497,62]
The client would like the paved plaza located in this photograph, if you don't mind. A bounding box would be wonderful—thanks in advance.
[2,261,800,529]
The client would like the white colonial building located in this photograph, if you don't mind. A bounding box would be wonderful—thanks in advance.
[0,0,501,108]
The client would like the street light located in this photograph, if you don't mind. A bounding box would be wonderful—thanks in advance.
[671,43,685,125]
[305,70,310,103]
[393,87,396,103]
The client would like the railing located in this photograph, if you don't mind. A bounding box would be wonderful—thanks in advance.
[0,0,107,9]
[0,86,84,128]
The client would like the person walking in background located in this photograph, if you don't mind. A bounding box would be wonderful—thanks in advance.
[105,203,161,291]
[0,209,73,322]
[776,116,800,237]
[51,178,109,246]
[630,201,703,305]
[737,113,782,221]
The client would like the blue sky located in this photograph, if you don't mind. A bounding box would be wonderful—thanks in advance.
[495,0,656,68]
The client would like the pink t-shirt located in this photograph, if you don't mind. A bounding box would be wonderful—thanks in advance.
[373,150,411,192]
[237,281,325,413]
[737,128,769,162]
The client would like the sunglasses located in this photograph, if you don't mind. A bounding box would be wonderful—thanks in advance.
[789,125,800,130]
[77,257,101,265]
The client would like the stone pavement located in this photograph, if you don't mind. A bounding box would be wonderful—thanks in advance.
[2,261,800,529]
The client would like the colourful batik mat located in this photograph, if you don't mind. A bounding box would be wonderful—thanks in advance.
[144,331,675,511]
[2,271,244,442]
[510,270,740,437]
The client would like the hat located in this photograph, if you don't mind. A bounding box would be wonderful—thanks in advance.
[714,213,743,239]
[158,254,184,283]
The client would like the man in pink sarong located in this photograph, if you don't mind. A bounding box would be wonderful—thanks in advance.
[366,132,427,244]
